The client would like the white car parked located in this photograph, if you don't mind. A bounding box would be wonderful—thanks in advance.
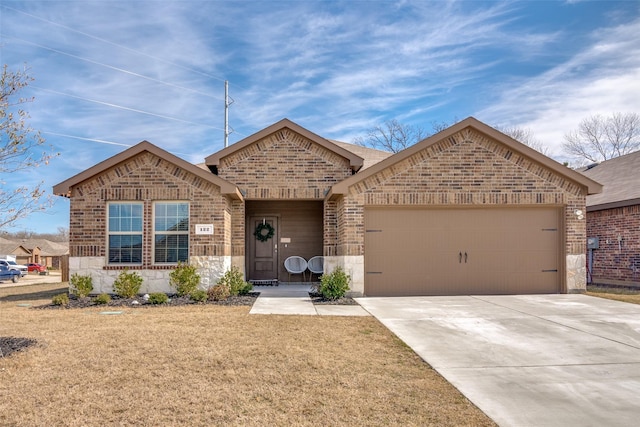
[0,260,28,277]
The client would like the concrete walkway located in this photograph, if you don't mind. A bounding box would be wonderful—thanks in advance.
[357,294,640,427]
[250,284,370,316]
[0,271,63,288]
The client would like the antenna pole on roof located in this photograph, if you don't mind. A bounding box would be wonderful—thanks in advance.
[224,80,234,148]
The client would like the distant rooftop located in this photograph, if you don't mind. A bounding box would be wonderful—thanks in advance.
[580,150,640,211]
[329,140,392,170]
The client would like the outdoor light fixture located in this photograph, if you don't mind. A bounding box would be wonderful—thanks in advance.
[574,209,584,220]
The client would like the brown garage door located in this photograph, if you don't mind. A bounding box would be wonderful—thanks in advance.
[364,208,561,296]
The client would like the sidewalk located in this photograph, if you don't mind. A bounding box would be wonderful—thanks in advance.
[0,271,63,288]
[250,284,370,316]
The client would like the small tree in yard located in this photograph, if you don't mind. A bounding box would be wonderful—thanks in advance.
[217,266,252,296]
[112,269,143,298]
[318,267,351,300]
[169,262,201,296]
[1,65,58,229]
[69,273,93,298]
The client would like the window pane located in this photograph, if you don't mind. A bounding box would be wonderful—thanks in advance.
[109,203,142,232]
[154,233,188,263]
[132,204,143,218]
[109,234,142,264]
[177,217,188,232]
[155,202,188,232]
[108,203,143,264]
[153,203,188,263]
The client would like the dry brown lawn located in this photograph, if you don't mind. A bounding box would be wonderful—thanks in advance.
[0,283,495,426]
[587,285,640,305]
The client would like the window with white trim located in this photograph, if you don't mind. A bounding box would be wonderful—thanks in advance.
[108,202,143,264]
[154,202,189,264]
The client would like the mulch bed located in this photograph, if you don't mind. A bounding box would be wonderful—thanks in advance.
[34,292,261,309]
[309,292,358,305]
[33,292,357,309]
[0,336,38,358]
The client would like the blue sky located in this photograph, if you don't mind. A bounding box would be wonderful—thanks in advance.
[1,0,639,234]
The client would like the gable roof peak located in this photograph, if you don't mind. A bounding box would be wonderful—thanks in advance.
[205,118,364,171]
[328,116,602,198]
[53,140,242,200]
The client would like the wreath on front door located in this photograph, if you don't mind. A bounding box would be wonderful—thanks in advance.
[254,222,275,242]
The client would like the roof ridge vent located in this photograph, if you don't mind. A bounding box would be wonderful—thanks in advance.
[585,163,599,170]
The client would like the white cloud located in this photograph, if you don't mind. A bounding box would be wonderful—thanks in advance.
[477,16,640,160]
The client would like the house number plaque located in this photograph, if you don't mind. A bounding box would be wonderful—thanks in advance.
[195,224,214,235]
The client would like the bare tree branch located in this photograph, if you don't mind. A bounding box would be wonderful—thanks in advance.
[563,113,640,163]
[354,119,456,153]
[497,125,550,156]
[1,64,59,229]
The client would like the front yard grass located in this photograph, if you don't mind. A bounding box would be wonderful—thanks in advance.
[0,283,495,426]
[587,284,640,305]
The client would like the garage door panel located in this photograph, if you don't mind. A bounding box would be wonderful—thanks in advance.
[365,208,561,296]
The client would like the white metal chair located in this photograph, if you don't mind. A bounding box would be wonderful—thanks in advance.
[284,256,307,282]
[307,256,324,281]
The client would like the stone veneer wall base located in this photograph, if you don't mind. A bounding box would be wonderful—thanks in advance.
[324,255,364,297]
[566,254,586,293]
[70,256,232,295]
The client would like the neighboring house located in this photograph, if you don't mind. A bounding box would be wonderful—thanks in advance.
[53,117,601,296]
[0,237,33,265]
[0,237,69,269]
[580,151,640,286]
[22,239,70,269]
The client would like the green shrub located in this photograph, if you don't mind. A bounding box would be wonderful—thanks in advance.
[207,283,230,301]
[52,293,69,306]
[240,281,253,295]
[69,273,93,298]
[169,262,201,297]
[190,289,207,302]
[217,266,252,296]
[318,267,350,300]
[93,293,111,305]
[112,269,143,298]
[148,292,169,304]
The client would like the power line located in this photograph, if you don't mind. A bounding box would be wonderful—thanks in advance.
[41,131,201,158]
[2,5,247,141]
[2,35,224,101]
[41,132,132,147]
[1,4,243,89]
[32,85,234,132]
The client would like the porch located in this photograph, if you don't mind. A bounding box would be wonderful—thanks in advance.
[245,200,324,284]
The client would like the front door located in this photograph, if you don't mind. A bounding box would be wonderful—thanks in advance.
[247,216,279,281]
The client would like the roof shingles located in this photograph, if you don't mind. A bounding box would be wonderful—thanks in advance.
[580,150,640,210]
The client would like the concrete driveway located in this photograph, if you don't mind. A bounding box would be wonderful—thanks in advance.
[356,294,640,427]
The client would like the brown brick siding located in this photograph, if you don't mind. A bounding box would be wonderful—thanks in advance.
[323,200,338,256]
[217,129,353,199]
[337,129,587,258]
[69,152,232,267]
[231,199,245,256]
[587,205,640,284]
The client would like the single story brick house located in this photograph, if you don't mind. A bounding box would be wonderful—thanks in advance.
[53,117,601,296]
[22,239,70,269]
[580,151,640,286]
[0,237,33,266]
